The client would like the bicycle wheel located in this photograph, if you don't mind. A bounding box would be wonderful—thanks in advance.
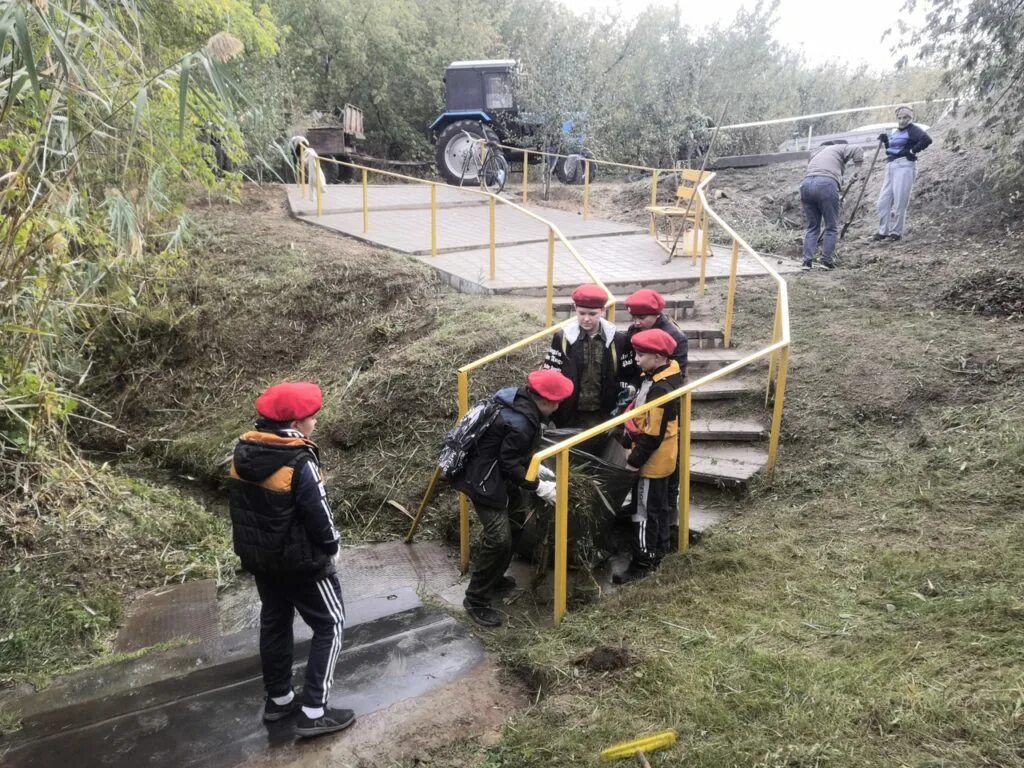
[481,152,509,194]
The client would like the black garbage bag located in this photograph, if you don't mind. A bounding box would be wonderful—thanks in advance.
[512,427,636,566]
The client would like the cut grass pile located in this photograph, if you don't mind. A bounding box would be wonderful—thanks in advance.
[0,453,232,686]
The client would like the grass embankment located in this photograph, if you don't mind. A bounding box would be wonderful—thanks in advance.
[0,455,231,688]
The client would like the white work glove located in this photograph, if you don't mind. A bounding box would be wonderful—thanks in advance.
[537,465,556,482]
[535,480,557,505]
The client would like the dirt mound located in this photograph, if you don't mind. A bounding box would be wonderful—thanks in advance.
[940,269,1024,318]
[573,644,635,672]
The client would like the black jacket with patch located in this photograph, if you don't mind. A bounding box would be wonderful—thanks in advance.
[543,318,633,427]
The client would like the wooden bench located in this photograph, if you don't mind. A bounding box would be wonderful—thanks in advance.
[647,169,711,260]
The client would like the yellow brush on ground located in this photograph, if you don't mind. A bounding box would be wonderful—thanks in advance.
[600,730,677,765]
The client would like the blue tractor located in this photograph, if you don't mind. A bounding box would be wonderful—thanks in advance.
[430,59,595,187]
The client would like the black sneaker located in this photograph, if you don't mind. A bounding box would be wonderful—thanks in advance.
[489,575,516,596]
[463,597,503,627]
[612,565,651,585]
[263,692,301,722]
[871,233,888,241]
[800,262,812,271]
[888,234,901,242]
[295,707,356,738]
[820,262,835,271]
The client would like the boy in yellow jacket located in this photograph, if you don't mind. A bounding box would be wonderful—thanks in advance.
[615,329,683,584]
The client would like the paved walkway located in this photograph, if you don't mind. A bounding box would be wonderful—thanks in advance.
[285,184,798,295]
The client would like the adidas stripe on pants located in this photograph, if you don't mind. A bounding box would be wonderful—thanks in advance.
[255,573,346,708]
[629,476,671,568]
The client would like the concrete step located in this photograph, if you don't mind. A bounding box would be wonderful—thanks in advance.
[613,319,726,347]
[2,590,485,768]
[692,377,761,400]
[691,418,766,442]
[691,442,769,489]
[552,293,696,319]
[687,347,750,372]
[688,502,728,534]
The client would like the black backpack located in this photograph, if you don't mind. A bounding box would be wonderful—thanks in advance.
[438,397,503,480]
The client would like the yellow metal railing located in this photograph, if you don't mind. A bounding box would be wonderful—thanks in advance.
[296,146,790,626]
[494,142,672,225]
[522,176,791,624]
[297,147,616,324]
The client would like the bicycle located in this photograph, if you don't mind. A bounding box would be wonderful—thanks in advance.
[458,130,509,194]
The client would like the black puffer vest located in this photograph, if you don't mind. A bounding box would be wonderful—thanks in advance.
[228,431,334,579]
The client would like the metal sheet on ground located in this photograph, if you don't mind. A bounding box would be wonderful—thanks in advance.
[2,607,484,768]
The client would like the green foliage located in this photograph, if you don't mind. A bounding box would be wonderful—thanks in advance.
[899,0,1024,197]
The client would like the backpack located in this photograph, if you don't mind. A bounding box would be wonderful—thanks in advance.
[437,397,503,480]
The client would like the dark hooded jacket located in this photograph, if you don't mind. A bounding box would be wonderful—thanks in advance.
[228,429,339,580]
[451,387,542,509]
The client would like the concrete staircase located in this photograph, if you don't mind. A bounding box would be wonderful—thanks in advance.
[548,288,771,535]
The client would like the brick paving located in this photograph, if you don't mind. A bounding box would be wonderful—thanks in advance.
[285,183,797,294]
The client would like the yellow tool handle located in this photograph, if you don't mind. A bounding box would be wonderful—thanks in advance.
[599,730,677,761]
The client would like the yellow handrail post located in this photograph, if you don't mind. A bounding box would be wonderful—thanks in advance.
[546,228,555,327]
[698,224,708,296]
[723,239,740,348]
[699,211,710,295]
[489,196,496,280]
[315,157,323,217]
[553,450,569,625]
[678,392,692,552]
[766,345,790,477]
[362,168,369,233]
[766,298,783,406]
[457,370,471,574]
[522,150,529,204]
[649,170,659,236]
[691,205,700,265]
[584,159,592,213]
[298,144,305,198]
[430,184,438,257]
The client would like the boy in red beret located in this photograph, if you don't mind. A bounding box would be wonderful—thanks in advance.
[228,381,354,738]
[452,369,574,627]
[624,288,688,384]
[615,329,684,584]
[543,283,633,440]
[623,287,689,550]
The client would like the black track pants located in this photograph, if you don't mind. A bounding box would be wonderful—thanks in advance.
[255,573,345,708]
[629,476,671,568]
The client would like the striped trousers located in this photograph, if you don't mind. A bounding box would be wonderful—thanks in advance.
[255,573,346,708]
[629,476,672,568]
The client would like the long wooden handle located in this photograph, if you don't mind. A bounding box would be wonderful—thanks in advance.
[840,140,883,239]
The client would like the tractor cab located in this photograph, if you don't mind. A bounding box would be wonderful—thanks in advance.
[441,59,517,120]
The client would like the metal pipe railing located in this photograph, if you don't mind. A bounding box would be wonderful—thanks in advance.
[298,151,790,625]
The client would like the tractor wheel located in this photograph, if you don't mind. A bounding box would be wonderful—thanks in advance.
[556,151,597,185]
[435,120,499,186]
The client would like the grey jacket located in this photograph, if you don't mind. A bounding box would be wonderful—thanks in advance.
[804,144,864,186]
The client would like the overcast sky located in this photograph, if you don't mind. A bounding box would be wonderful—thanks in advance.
[557,0,926,71]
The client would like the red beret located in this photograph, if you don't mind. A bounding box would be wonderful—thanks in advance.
[571,283,609,309]
[255,381,323,421]
[631,329,676,356]
[625,289,666,316]
[527,370,574,402]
